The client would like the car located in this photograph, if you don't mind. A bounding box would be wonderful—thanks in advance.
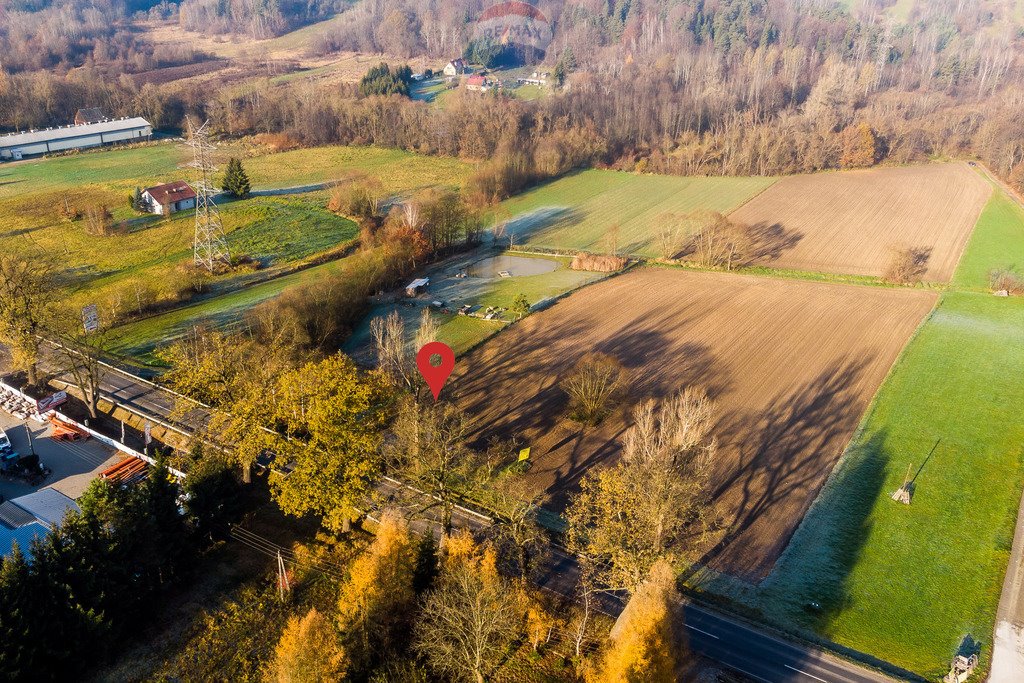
[0,429,13,457]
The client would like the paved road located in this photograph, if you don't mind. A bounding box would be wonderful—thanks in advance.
[36,350,904,682]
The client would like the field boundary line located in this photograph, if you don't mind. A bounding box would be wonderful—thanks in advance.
[723,174,780,217]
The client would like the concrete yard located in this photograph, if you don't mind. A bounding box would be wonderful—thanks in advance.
[0,411,121,502]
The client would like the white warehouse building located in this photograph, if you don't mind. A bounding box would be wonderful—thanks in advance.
[0,117,153,161]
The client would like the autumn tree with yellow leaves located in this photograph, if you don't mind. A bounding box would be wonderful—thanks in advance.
[591,560,682,683]
[337,510,417,665]
[567,388,716,592]
[268,354,393,532]
[272,608,348,683]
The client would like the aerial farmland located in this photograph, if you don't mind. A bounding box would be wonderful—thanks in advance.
[454,267,937,580]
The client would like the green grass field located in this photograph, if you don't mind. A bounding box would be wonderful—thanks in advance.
[1,141,470,331]
[695,185,1024,678]
[500,169,775,257]
[107,258,349,365]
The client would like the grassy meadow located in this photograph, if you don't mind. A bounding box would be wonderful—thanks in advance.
[107,258,350,365]
[0,141,471,331]
[696,186,1024,678]
[500,169,776,256]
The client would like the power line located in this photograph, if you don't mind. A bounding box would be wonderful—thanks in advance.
[227,526,348,580]
[230,525,350,572]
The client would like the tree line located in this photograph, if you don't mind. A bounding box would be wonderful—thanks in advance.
[0,455,241,681]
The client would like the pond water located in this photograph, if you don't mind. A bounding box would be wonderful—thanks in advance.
[467,255,558,278]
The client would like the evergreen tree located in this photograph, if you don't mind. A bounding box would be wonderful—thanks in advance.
[222,157,251,198]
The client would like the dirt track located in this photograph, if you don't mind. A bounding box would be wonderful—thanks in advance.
[730,162,991,281]
[453,268,937,581]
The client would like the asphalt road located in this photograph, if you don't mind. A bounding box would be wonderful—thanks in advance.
[33,348,903,683]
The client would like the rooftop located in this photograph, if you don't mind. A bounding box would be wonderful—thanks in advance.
[0,117,152,149]
[144,181,197,205]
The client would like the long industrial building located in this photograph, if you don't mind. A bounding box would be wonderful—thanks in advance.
[0,116,153,161]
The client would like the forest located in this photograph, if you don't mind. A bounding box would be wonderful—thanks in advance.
[2,1,1022,189]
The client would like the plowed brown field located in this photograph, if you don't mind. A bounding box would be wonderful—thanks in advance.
[452,268,937,580]
[729,162,990,281]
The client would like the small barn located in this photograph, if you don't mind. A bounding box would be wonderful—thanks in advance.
[406,277,430,296]
[75,107,107,125]
[142,181,197,215]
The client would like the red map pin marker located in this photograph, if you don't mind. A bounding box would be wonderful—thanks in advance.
[416,341,455,400]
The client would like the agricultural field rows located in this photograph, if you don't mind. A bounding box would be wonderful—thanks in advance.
[500,169,776,256]
[452,267,937,581]
[729,162,991,281]
[696,183,1024,678]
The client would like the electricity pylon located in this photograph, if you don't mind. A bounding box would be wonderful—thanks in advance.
[187,117,230,272]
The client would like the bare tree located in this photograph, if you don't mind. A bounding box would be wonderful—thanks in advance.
[53,325,110,420]
[372,310,418,394]
[415,533,520,683]
[0,255,57,386]
[485,470,548,579]
[561,352,626,425]
[567,559,601,659]
[566,387,716,592]
[414,307,438,351]
[385,400,482,534]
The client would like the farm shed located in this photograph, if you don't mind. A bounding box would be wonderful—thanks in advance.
[74,107,107,125]
[406,278,430,296]
[142,181,197,215]
[0,116,153,161]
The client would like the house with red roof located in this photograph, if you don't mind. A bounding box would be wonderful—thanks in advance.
[141,181,197,215]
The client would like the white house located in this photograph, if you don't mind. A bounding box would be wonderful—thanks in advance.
[443,58,467,77]
[0,116,152,161]
[142,181,197,215]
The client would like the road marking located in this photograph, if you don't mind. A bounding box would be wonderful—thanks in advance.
[784,664,829,682]
[685,623,720,639]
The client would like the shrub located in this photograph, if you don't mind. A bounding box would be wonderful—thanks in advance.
[990,268,1024,295]
[570,253,627,272]
[253,132,302,152]
[884,246,931,284]
[561,353,626,425]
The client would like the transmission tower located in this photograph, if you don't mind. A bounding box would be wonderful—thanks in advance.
[186,118,230,272]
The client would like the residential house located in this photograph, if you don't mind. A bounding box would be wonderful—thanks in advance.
[443,58,467,77]
[141,181,197,215]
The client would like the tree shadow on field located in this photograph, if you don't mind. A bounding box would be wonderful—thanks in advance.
[454,298,728,508]
[504,207,583,244]
[699,355,875,581]
[743,221,804,265]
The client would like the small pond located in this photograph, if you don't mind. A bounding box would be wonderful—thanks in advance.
[467,255,558,278]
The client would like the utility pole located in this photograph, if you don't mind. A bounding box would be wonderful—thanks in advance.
[24,423,34,457]
[277,550,290,601]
